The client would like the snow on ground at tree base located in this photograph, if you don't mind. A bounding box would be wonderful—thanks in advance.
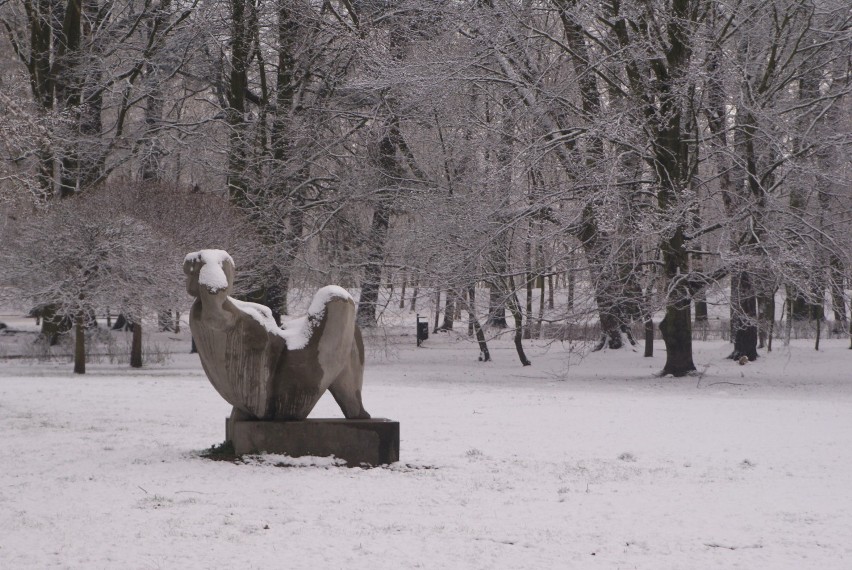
[0,332,850,570]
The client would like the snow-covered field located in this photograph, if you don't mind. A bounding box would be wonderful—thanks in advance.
[1,321,850,569]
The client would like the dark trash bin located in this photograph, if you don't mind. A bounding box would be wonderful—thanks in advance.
[416,315,429,347]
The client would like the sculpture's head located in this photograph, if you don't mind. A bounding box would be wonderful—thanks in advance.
[183,250,236,297]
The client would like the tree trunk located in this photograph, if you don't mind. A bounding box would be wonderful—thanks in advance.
[486,286,508,328]
[758,293,775,351]
[538,271,545,339]
[41,304,71,346]
[829,257,848,337]
[694,290,708,322]
[74,311,86,374]
[593,310,624,351]
[659,231,696,376]
[784,299,793,346]
[547,273,554,310]
[467,287,475,337]
[524,272,533,340]
[432,290,441,333]
[440,291,455,331]
[357,110,410,326]
[659,299,695,376]
[225,0,251,205]
[464,287,490,362]
[644,317,654,357]
[508,276,531,366]
[130,322,143,368]
[788,287,810,321]
[729,272,758,361]
[356,200,390,327]
[158,310,174,332]
[567,269,575,309]
[814,314,821,351]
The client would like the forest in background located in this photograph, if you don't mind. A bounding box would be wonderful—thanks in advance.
[0,0,849,375]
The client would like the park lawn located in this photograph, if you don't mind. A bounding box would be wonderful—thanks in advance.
[1,331,850,569]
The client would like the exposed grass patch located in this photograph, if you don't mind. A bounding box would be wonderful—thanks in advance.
[198,440,240,462]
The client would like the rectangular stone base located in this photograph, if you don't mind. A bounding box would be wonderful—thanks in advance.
[228,418,399,466]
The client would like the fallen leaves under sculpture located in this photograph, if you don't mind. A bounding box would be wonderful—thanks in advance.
[184,250,370,421]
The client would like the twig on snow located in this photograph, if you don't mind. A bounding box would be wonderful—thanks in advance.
[705,542,763,550]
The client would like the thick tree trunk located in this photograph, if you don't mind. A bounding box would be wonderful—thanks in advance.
[486,286,508,328]
[41,304,71,346]
[567,269,575,309]
[593,310,624,351]
[140,66,165,182]
[131,322,143,368]
[74,312,85,374]
[659,299,695,376]
[729,272,758,361]
[225,0,251,204]
[659,229,696,376]
[357,110,411,326]
[357,202,390,327]
[440,292,455,331]
[829,257,848,337]
[788,287,810,321]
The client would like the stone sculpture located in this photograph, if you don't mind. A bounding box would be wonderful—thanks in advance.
[184,249,370,421]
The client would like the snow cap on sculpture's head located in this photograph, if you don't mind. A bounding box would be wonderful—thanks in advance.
[183,249,235,295]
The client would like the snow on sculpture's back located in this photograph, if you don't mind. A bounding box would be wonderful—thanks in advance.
[183,249,370,421]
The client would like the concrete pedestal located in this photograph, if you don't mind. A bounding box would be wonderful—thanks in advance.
[227,418,399,466]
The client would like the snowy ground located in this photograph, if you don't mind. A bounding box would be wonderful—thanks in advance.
[1,319,851,569]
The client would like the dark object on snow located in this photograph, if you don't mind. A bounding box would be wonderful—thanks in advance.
[416,314,429,347]
[228,418,399,467]
[111,314,132,331]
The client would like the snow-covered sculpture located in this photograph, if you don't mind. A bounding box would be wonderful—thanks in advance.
[184,250,370,421]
